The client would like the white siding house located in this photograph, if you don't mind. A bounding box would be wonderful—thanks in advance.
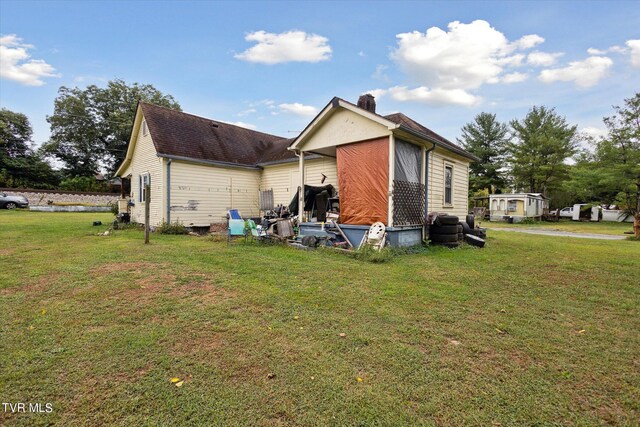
[116,97,478,231]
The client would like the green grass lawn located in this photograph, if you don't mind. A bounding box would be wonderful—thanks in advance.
[482,219,634,235]
[1,211,639,426]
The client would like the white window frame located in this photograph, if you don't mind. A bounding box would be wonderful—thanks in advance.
[142,119,148,137]
[139,173,150,202]
[444,163,454,206]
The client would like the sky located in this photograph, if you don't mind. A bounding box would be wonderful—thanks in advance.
[1,0,639,153]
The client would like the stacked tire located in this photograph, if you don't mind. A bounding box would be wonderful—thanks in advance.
[462,214,486,248]
[429,213,488,248]
[429,215,460,248]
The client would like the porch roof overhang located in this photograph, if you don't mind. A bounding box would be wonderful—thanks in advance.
[288,96,480,162]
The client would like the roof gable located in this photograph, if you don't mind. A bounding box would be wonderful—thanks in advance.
[289,97,478,161]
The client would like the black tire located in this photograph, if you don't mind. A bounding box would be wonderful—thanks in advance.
[464,234,485,248]
[301,235,318,247]
[466,214,475,229]
[457,224,463,233]
[429,225,459,235]
[457,233,463,241]
[459,221,471,235]
[435,215,459,226]
[5,202,17,209]
[473,228,487,239]
[430,233,459,243]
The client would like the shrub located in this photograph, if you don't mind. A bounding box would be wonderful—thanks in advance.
[351,245,395,263]
[518,217,539,225]
[59,176,110,192]
[113,221,141,231]
[157,221,189,235]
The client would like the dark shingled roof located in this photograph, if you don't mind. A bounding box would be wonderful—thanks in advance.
[140,103,295,166]
[383,112,476,160]
[138,100,475,168]
[384,113,454,148]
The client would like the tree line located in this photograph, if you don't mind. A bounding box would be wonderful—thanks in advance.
[459,93,639,221]
[1,79,180,191]
[1,80,637,222]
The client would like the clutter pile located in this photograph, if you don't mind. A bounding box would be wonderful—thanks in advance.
[427,213,486,248]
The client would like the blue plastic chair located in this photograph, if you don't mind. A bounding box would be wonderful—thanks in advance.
[227,210,246,243]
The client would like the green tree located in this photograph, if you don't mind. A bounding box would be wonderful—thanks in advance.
[59,176,109,192]
[596,93,640,235]
[509,106,577,195]
[458,112,510,194]
[44,79,181,176]
[0,109,60,189]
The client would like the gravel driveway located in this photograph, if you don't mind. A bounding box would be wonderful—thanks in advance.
[490,227,627,240]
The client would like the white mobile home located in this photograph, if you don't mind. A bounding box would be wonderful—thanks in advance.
[489,193,548,223]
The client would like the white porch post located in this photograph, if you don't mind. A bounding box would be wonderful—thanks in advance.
[420,146,426,185]
[298,151,305,220]
[420,145,427,239]
[388,135,395,227]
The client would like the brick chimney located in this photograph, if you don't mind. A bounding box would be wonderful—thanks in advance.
[357,94,376,113]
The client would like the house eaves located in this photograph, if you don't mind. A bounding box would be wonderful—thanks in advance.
[157,153,262,170]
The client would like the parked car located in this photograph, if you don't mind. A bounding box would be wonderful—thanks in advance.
[558,207,573,218]
[0,192,29,209]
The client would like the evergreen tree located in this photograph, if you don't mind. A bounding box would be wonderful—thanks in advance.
[509,106,577,195]
[458,112,509,194]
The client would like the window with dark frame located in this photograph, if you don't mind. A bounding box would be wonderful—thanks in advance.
[444,165,453,205]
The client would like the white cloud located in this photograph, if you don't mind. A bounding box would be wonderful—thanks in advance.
[502,72,529,84]
[372,64,389,81]
[235,30,332,64]
[221,120,257,130]
[538,56,613,88]
[513,34,545,50]
[385,20,546,105]
[365,89,389,100]
[0,34,60,86]
[374,86,481,107]
[626,39,640,67]
[580,126,608,139]
[237,108,257,117]
[391,20,536,90]
[527,51,563,66]
[587,48,606,55]
[279,102,318,116]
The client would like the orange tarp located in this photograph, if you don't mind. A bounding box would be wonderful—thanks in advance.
[336,137,389,225]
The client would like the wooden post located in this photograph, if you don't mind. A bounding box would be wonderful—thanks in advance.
[298,151,305,220]
[387,134,395,227]
[144,184,150,244]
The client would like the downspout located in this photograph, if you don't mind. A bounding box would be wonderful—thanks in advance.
[424,144,435,232]
[166,158,171,223]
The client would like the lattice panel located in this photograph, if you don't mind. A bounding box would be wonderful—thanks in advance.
[393,180,425,226]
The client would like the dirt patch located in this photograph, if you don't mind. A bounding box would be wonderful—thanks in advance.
[0,248,14,256]
[4,271,65,296]
[169,329,224,359]
[90,263,239,308]
[123,272,177,302]
[92,261,165,276]
[181,281,237,305]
